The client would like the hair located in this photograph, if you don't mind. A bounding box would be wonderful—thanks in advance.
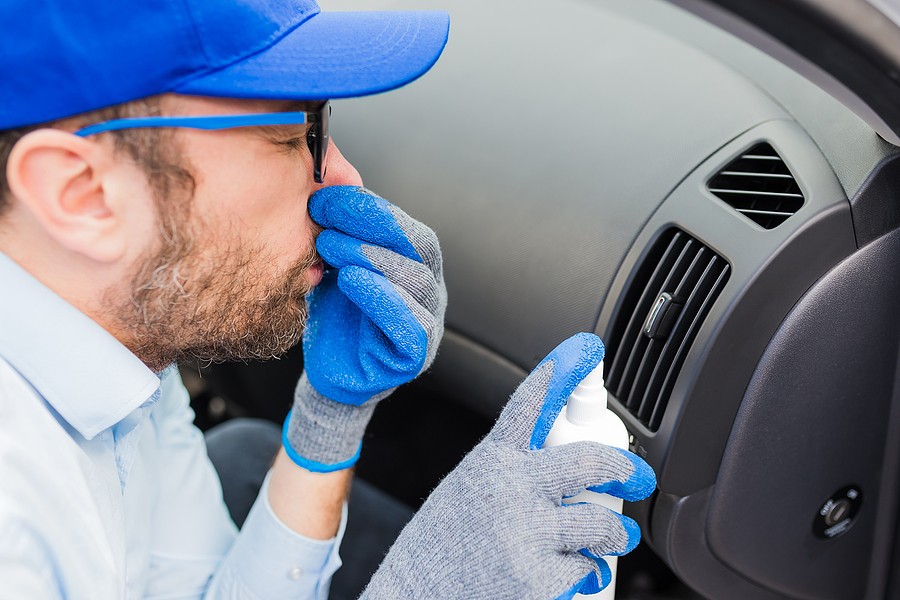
[0,96,195,216]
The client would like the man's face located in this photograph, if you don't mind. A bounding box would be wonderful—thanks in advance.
[110,94,362,370]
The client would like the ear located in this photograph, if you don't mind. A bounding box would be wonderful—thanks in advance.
[6,129,128,263]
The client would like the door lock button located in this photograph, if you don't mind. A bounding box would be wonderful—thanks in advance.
[823,498,851,526]
[813,485,862,539]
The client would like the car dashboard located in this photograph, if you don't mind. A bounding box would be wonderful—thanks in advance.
[325,0,900,598]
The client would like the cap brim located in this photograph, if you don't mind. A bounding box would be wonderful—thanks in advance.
[175,10,450,100]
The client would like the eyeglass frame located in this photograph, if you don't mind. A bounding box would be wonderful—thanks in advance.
[74,101,331,183]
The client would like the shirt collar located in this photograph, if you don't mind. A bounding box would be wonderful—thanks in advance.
[0,252,160,440]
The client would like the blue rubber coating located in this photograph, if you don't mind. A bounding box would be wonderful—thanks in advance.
[608,513,642,556]
[281,410,362,472]
[578,550,613,593]
[315,230,377,272]
[309,186,422,262]
[302,186,431,405]
[302,266,427,405]
[335,267,427,364]
[586,447,658,502]
[529,333,606,450]
[556,553,612,599]
[580,570,602,595]
[556,580,582,600]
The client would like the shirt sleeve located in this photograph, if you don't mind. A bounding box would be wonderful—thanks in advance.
[206,474,347,599]
[148,367,347,600]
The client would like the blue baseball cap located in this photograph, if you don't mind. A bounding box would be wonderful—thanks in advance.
[0,0,450,130]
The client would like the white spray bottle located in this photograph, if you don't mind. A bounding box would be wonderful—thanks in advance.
[543,361,629,600]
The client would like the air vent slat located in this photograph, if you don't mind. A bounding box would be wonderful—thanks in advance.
[707,142,804,229]
[605,229,730,432]
[631,246,708,418]
[639,255,724,425]
[718,171,794,179]
[627,340,661,413]
[740,155,781,161]
[617,238,695,410]
[635,249,711,421]
[606,231,685,391]
[649,262,730,430]
[708,189,803,199]
[737,209,795,217]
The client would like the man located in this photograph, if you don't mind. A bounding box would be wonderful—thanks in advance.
[0,1,655,598]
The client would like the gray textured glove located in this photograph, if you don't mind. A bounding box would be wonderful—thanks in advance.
[361,333,657,599]
[283,186,446,472]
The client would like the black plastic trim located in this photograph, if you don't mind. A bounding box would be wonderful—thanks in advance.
[849,153,900,247]
[596,120,854,497]
[706,227,900,599]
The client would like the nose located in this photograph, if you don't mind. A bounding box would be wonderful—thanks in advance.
[318,139,363,188]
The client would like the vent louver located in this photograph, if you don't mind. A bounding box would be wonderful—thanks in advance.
[707,142,803,229]
[605,229,730,431]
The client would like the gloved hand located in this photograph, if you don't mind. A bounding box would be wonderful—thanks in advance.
[361,333,657,599]
[283,186,446,472]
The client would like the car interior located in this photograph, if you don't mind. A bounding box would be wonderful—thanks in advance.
[184,0,900,598]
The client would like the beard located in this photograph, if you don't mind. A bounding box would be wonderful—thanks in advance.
[110,202,323,371]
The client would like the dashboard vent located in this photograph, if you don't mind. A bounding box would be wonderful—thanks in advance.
[707,142,803,229]
[605,229,730,431]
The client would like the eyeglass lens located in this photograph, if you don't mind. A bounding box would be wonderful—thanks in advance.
[307,102,330,183]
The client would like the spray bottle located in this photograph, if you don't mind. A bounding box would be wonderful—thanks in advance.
[543,361,629,600]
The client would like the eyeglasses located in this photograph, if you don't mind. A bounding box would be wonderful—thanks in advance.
[74,101,332,183]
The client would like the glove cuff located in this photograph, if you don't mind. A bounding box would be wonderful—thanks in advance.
[283,373,378,473]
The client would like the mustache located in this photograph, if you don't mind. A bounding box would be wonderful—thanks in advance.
[308,219,326,268]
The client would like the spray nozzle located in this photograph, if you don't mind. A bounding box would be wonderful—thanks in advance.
[566,361,608,425]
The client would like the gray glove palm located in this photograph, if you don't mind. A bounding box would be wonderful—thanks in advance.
[361,333,656,599]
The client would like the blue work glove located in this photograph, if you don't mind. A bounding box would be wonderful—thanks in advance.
[283,186,446,472]
[361,333,657,599]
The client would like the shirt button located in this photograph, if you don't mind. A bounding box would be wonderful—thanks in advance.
[287,566,303,580]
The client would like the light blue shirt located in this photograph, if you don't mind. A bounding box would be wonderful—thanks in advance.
[0,251,345,599]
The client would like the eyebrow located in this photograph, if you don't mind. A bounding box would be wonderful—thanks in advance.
[255,100,321,138]
[257,121,309,139]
